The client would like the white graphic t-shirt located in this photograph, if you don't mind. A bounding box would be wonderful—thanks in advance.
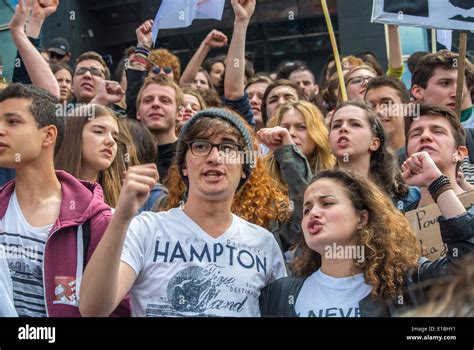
[121,208,287,317]
[0,191,52,317]
[0,245,17,316]
[295,269,372,317]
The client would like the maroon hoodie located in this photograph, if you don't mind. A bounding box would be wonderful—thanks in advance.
[0,170,130,317]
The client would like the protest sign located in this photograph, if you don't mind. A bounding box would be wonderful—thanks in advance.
[372,0,474,31]
[152,0,225,44]
[405,191,474,260]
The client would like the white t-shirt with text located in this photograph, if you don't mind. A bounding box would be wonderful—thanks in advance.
[0,245,17,316]
[295,269,372,317]
[121,208,287,317]
[0,191,52,317]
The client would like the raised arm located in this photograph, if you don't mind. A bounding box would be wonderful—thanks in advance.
[10,0,59,97]
[125,20,153,119]
[80,164,158,317]
[258,127,313,249]
[179,30,228,86]
[224,0,255,99]
[402,151,466,218]
[386,24,404,79]
[403,152,473,282]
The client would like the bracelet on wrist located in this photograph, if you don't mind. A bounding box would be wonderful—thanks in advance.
[428,174,452,202]
[136,43,151,51]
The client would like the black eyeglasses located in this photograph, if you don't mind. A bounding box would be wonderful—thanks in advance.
[187,141,242,159]
[49,51,66,60]
[151,66,173,75]
[75,67,105,77]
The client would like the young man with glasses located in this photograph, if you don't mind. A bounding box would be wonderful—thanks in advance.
[80,108,286,317]
[69,51,126,115]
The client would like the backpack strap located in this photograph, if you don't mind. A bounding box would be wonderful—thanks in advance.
[82,219,91,271]
[465,128,474,163]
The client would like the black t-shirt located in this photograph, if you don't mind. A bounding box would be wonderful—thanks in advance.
[156,141,177,181]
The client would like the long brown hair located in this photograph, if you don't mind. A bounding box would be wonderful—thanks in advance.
[331,100,409,201]
[293,169,420,301]
[54,104,140,207]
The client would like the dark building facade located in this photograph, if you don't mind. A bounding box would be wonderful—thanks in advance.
[2,0,474,81]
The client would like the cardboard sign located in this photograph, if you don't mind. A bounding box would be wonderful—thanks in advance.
[405,191,474,260]
[372,0,474,31]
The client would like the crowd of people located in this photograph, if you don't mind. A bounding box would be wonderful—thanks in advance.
[0,0,473,318]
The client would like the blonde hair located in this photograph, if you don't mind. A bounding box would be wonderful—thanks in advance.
[266,100,335,193]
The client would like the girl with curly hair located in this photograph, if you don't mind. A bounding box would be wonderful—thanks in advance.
[260,163,474,317]
[329,100,419,211]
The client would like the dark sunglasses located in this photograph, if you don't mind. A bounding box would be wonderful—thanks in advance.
[49,51,66,60]
[74,67,105,77]
[151,66,173,75]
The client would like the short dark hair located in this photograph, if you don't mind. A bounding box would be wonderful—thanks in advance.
[275,60,307,80]
[407,51,429,75]
[75,51,110,79]
[289,67,317,84]
[0,83,64,155]
[202,56,226,76]
[261,79,305,126]
[405,104,466,149]
[411,50,472,89]
[365,75,411,104]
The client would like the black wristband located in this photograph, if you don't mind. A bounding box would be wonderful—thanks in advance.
[428,175,451,201]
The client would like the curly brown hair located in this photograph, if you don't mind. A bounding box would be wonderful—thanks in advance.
[161,121,291,229]
[293,168,420,301]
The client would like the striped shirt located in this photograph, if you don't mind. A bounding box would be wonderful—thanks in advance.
[0,191,51,317]
[461,157,474,185]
